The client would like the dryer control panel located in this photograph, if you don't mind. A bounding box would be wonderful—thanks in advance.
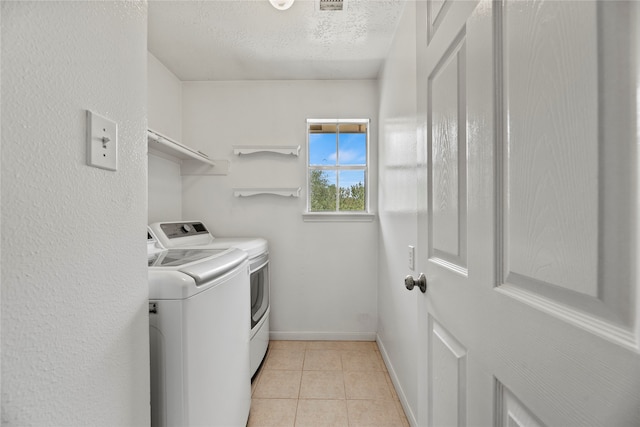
[160,222,209,239]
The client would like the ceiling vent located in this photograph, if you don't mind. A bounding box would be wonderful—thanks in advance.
[319,0,345,11]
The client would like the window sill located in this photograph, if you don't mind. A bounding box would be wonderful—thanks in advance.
[302,213,376,222]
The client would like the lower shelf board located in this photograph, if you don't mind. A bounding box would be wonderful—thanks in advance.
[233,187,301,198]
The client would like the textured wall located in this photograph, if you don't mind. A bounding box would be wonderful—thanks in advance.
[1,2,149,425]
[148,52,182,141]
[148,52,183,223]
[181,80,379,340]
[148,153,182,224]
[376,1,419,425]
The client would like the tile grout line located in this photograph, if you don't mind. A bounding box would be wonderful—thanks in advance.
[292,345,305,427]
[339,350,347,426]
[342,351,352,427]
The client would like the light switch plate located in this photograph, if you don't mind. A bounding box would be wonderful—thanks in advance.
[408,245,415,271]
[87,110,117,171]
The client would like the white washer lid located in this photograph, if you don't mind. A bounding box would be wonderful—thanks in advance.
[148,248,229,267]
[207,237,268,259]
[148,248,248,299]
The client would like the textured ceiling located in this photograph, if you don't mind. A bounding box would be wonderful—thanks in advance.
[148,0,406,81]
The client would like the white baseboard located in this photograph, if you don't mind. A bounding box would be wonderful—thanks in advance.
[269,331,377,341]
[376,334,418,427]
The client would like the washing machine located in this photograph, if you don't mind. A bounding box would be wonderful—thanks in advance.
[147,232,251,427]
[148,221,270,377]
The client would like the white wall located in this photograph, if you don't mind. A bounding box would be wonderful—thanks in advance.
[181,80,379,340]
[148,154,182,224]
[148,52,184,223]
[1,3,149,425]
[376,1,419,425]
[148,52,182,142]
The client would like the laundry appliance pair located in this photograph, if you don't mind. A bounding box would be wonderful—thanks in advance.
[147,221,270,427]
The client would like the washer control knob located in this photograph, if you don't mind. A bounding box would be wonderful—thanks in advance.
[181,224,192,234]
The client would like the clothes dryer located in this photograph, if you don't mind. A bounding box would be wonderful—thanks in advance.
[148,221,270,377]
[147,232,251,426]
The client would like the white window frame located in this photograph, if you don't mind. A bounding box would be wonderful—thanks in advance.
[303,118,375,222]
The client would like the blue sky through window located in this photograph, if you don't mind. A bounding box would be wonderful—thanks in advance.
[339,170,365,188]
[309,131,366,166]
[338,133,366,165]
[309,133,335,165]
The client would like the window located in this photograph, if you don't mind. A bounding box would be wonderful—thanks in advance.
[306,119,370,215]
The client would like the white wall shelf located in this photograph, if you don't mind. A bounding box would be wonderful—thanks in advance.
[148,129,214,165]
[233,187,301,198]
[233,145,301,156]
[147,129,229,175]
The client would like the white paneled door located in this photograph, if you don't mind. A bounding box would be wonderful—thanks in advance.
[415,1,640,426]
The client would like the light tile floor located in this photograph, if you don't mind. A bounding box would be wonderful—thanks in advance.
[249,341,410,427]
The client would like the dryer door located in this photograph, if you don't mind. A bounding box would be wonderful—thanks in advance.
[250,254,269,329]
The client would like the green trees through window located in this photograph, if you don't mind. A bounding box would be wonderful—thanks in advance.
[309,170,366,211]
[310,170,336,211]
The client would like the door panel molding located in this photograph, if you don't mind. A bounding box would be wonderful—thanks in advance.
[428,27,468,276]
[428,0,453,44]
[493,0,638,350]
[495,380,545,427]
[429,316,468,427]
[495,284,637,349]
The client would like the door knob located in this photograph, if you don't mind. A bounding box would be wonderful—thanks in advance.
[405,273,427,293]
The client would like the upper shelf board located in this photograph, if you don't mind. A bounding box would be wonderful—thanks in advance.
[147,129,216,167]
